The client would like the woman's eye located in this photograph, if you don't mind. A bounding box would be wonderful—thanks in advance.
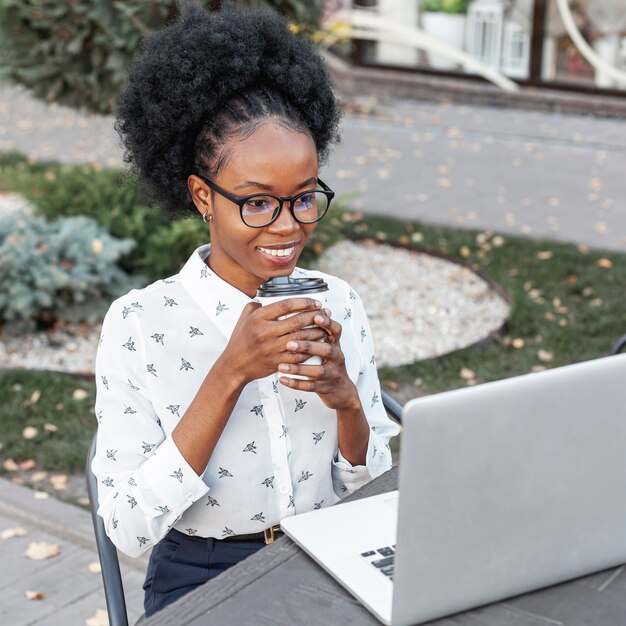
[244,198,273,213]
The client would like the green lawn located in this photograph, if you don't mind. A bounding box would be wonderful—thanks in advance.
[1,154,625,474]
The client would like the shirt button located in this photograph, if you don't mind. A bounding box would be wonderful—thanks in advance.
[279,485,289,495]
[185,492,195,501]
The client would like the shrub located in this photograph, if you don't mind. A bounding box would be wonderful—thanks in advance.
[0,213,137,324]
[422,0,468,13]
[0,0,325,114]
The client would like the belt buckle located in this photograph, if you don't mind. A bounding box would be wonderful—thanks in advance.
[263,525,280,544]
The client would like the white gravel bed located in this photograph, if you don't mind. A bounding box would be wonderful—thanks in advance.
[316,240,510,366]
[0,243,509,374]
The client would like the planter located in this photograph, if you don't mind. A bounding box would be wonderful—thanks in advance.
[421,12,466,70]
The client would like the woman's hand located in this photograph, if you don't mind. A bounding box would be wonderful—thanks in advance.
[218,298,328,388]
[277,309,360,412]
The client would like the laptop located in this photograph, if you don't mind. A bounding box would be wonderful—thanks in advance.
[280,354,626,626]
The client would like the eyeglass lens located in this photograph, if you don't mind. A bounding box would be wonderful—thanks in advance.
[241,190,329,227]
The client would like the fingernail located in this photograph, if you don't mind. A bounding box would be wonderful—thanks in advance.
[286,341,298,350]
[324,308,331,316]
[314,315,324,324]
[278,363,290,372]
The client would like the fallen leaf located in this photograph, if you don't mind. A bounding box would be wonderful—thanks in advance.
[536,251,553,260]
[492,235,505,247]
[25,590,46,601]
[512,338,525,349]
[72,389,89,401]
[531,365,547,373]
[88,562,102,574]
[597,258,613,269]
[30,390,41,405]
[385,381,399,390]
[2,458,19,472]
[590,298,604,307]
[25,542,61,560]
[78,497,90,506]
[537,350,554,363]
[49,474,68,491]
[18,459,37,471]
[43,423,58,433]
[85,609,109,626]
[30,471,48,483]
[459,246,471,258]
[410,232,423,243]
[460,367,476,381]
[1,527,29,540]
[22,427,38,440]
[33,491,49,500]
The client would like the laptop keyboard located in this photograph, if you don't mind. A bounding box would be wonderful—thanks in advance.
[361,545,395,581]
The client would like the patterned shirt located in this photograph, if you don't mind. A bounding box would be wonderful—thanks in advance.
[93,244,399,557]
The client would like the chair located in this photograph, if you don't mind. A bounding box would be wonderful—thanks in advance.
[85,393,403,625]
[86,435,130,626]
[611,334,626,355]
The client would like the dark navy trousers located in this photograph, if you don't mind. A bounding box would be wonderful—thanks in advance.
[143,528,265,617]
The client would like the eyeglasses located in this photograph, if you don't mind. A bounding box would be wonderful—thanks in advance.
[195,173,335,228]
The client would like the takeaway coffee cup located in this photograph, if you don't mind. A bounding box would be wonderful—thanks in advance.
[256,275,329,379]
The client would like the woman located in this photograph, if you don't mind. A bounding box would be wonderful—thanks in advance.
[93,3,399,617]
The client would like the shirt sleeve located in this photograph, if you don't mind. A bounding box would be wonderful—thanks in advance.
[92,297,209,557]
[331,284,401,496]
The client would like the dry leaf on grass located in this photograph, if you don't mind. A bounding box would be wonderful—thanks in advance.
[535,251,553,260]
[25,542,61,560]
[3,458,19,472]
[19,459,37,471]
[30,471,48,483]
[537,350,554,363]
[33,491,49,500]
[597,258,613,269]
[43,423,58,433]
[72,389,89,401]
[512,338,525,349]
[25,590,46,601]
[85,609,109,626]
[30,390,41,405]
[1,527,29,540]
[49,474,68,491]
[88,562,102,574]
[460,367,476,381]
[22,426,38,440]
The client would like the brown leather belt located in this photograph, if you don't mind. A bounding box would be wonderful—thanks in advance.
[220,525,282,544]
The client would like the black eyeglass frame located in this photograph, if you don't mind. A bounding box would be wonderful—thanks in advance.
[194,173,335,228]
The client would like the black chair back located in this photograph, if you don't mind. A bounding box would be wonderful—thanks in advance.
[86,435,130,626]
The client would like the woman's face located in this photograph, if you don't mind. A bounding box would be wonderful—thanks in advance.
[189,120,319,297]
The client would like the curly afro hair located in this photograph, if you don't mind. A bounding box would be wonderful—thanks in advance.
[115,3,342,217]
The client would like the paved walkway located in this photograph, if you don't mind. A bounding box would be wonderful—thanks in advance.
[0,478,146,625]
[1,79,626,624]
[1,82,625,251]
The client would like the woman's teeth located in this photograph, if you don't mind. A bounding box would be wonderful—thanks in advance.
[258,246,295,257]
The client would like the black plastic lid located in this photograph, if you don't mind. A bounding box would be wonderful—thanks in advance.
[256,275,328,297]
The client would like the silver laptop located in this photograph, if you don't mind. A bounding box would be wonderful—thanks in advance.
[281,354,626,626]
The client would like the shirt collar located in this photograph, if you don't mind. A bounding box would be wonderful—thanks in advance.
[180,244,257,340]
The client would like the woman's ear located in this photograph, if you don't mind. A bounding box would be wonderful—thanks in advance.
[187,175,212,217]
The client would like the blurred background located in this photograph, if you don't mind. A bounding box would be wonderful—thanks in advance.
[0,1,624,625]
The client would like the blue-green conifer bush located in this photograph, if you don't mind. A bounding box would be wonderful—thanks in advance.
[0,214,137,324]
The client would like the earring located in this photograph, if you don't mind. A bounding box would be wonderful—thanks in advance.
[203,211,213,223]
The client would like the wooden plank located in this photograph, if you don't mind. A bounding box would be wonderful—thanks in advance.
[143,466,626,625]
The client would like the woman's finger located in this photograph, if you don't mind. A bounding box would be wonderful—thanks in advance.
[285,339,334,359]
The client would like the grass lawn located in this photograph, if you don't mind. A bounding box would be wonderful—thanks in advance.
[1,155,625,477]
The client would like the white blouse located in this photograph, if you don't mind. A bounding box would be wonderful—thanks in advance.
[93,244,400,557]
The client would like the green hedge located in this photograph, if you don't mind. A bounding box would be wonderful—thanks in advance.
[0,152,351,284]
[0,0,325,114]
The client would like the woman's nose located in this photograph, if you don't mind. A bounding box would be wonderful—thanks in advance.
[266,201,299,234]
